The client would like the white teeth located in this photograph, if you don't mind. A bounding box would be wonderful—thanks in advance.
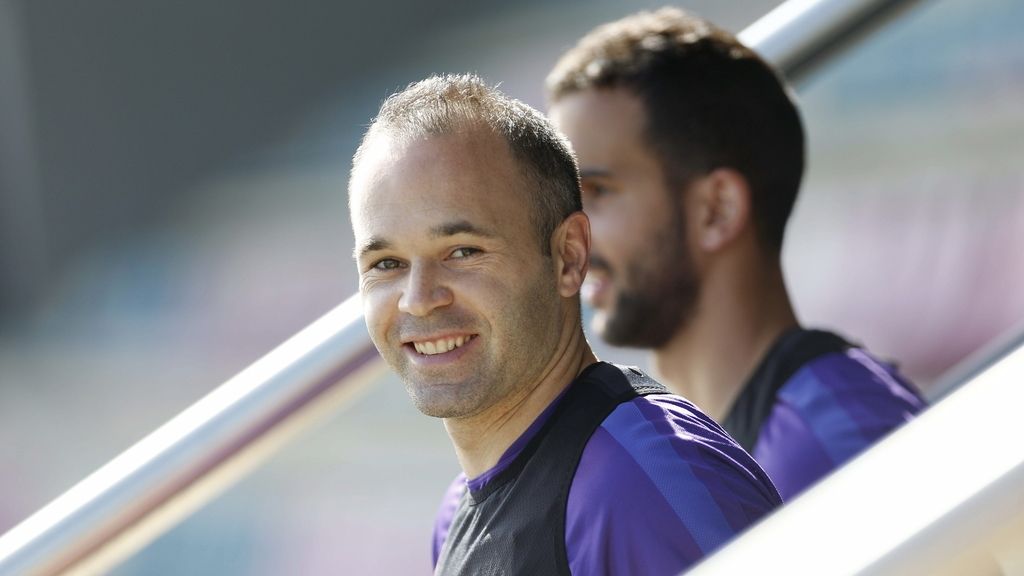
[413,336,471,355]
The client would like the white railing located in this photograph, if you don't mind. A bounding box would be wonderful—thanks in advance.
[0,0,956,574]
[0,295,385,575]
[738,0,927,84]
[686,335,1024,576]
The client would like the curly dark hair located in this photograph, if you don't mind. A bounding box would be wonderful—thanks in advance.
[547,7,804,251]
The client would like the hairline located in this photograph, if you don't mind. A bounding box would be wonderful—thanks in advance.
[353,120,567,257]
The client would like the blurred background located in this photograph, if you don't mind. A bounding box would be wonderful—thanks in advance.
[0,0,1021,573]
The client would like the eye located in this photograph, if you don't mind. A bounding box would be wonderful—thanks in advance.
[371,258,404,271]
[450,247,480,259]
[581,181,612,207]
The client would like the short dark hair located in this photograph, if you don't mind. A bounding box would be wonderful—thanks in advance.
[546,7,804,251]
[353,73,582,255]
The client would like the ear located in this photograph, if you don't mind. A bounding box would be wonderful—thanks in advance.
[551,211,591,298]
[691,168,752,253]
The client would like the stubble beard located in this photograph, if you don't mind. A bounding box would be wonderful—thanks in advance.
[597,209,699,349]
[391,262,562,420]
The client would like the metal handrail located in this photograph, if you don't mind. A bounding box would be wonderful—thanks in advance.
[738,0,927,84]
[0,295,385,575]
[0,0,938,573]
[926,318,1024,403]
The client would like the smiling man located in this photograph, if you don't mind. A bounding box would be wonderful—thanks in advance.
[348,74,781,575]
[546,8,925,500]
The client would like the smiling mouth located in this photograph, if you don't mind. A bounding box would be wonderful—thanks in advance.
[410,335,475,355]
[582,270,612,308]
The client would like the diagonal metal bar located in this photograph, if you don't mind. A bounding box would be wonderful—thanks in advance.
[685,339,1024,576]
[739,0,929,84]
[0,295,384,575]
[0,0,937,573]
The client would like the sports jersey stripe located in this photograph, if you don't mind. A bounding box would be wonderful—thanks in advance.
[753,399,839,499]
[567,426,704,573]
[847,349,920,403]
[821,351,922,438]
[601,400,734,553]
[778,364,869,465]
[635,397,781,529]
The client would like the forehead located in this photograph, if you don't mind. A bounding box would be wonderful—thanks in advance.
[349,128,534,245]
[549,88,650,168]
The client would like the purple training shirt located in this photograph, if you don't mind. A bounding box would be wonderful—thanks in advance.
[432,391,782,575]
[752,347,925,499]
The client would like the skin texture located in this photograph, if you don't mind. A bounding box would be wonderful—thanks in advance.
[350,126,596,477]
[548,88,700,349]
[550,87,798,419]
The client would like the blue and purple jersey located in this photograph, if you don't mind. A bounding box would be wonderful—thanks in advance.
[432,385,782,575]
[723,329,925,500]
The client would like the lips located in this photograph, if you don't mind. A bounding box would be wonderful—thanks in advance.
[585,254,614,308]
[582,271,611,308]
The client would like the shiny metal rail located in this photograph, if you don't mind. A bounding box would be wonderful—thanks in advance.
[0,0,935,574]
[686,339,1024,576]
[0,295,385,575]
[927,319,1024,402]
[739,0,928,84]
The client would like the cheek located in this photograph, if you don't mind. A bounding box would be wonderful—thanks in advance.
[623,193,672,240]
[448,276,492,311]
[594,193,647,241]
[453,273,514,321]
[589,209,633,259]
[360,286,396,342]
[585,209,614,241]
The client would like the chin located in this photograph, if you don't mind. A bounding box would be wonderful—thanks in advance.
[408,394,454,418]
[406,384,474,419]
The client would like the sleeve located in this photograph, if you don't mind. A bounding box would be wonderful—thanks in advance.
[431,474,467,568]
[753,350,925,500]
[565,396,781,576]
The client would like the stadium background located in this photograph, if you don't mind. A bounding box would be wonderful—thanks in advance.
[0,0,1022,573]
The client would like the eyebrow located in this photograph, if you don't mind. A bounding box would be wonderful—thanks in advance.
[579,168,613,179]
[430,219,496,240]
[354,237,391,259]
[354,219,497,259]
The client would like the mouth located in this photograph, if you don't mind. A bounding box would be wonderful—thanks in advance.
[407,334,476,356]
[582,269,612,309]
[584,253,615,308]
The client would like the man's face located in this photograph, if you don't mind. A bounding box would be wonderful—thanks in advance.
[550,88,699,348]
[350,128,564,420]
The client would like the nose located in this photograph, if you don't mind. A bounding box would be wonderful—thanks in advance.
[398,262,453,317]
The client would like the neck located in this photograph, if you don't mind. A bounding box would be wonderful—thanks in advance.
[653,248,797,421]
[444,320,597,479]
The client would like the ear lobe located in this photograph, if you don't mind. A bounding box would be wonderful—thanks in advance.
[552,211,591,298]
[696,168,751,252]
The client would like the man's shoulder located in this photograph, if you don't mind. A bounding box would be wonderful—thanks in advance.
[563,394,781,574]
[595,393,733,456]
[760,339,925,469]
[777,342,924,415]
[574,393,781,508]
[754,340,926,498]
